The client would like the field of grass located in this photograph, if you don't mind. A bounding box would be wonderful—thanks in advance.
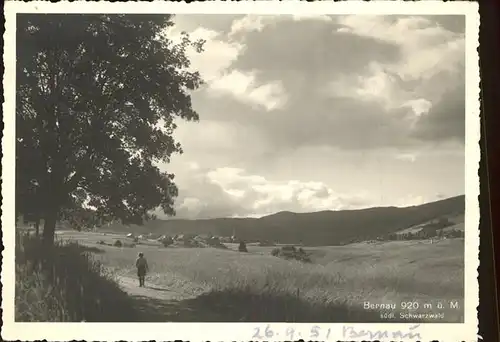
[58,230,464,323]
[15,232,138,322]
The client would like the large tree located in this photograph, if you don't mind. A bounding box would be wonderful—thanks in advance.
[16,14,205,244]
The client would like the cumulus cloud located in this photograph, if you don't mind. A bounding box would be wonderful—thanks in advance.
[410,81,465,143]
[177,27,244,82]
[173,14,245,36]
[394,153,417,163]
[171,118,272,170]
[327,62,415,111]
[330,15,465,139]
[158,14,467,218]
[208,69,288,111]
[206,15,464,151]
[231,16,400,78]
[396,193,448,207]
[229,14,333,38]
[229,15,270,37]
[160,165,457,219]
[166,22,288,112]
[159,166,374,219]
[335,15,465,81]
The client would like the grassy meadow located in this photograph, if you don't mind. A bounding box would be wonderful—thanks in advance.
[15,232,138,322]
[55,230,464,322]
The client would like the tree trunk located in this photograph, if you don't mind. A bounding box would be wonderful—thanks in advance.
[42,211,57,245]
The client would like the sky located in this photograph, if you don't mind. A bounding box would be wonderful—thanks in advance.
[156,14,466,220]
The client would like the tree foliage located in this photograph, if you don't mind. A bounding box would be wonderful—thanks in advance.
[16,14,205,243]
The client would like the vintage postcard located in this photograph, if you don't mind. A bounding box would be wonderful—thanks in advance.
[2,1,480,341]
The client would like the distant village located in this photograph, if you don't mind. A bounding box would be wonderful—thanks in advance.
[346,216,465,245]
[126,232,236,249]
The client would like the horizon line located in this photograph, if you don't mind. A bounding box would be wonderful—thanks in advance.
[159,193,466,221]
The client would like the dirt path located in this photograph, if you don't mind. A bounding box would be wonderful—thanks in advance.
[116,276,222,322]
[117,276,193,301]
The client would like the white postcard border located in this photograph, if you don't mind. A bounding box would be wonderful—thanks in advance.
[2,1,480,341]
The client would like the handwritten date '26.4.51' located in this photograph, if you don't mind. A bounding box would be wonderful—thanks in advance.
[252,325,331,340]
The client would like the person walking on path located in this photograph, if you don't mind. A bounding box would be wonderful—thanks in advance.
[135,252,149,287]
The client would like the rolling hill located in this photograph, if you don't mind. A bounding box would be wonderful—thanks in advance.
[101,195,465,246]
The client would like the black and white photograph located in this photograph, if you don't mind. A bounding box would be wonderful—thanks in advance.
[2,2,480,341]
